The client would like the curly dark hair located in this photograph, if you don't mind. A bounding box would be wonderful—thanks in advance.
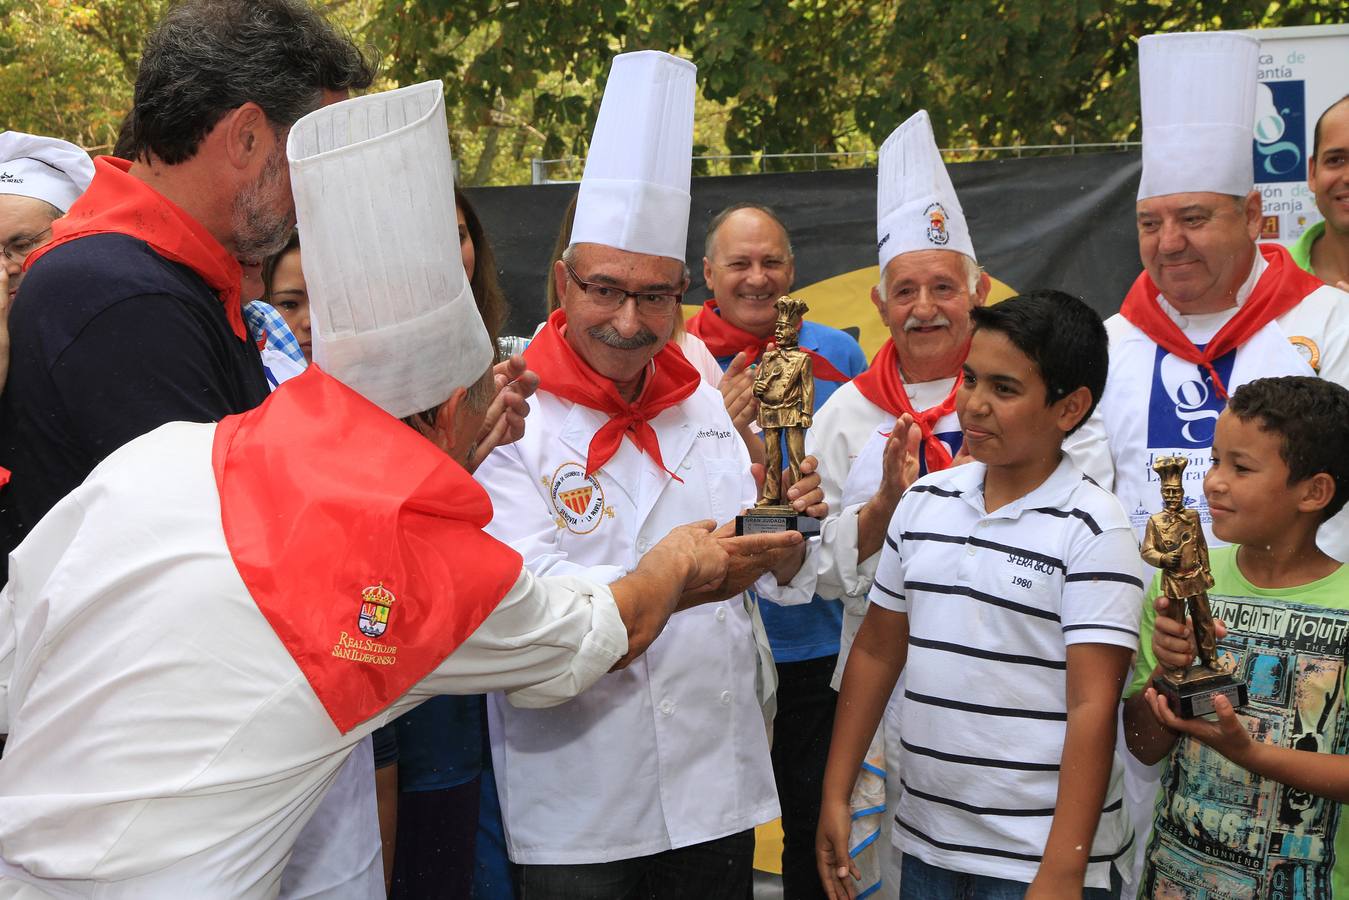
[130,0,375,164]
[1228,376,1349,519]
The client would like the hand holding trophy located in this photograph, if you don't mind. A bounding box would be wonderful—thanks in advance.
[1141,456,1248,718]
[736,297,822,537]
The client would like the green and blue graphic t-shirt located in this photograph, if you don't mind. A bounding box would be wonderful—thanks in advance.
[1128,545,1349,899]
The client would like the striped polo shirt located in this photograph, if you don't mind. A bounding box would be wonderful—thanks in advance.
[870,454,1142,889]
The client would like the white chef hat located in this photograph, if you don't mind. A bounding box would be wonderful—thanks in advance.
[0,131,95,213]
[1137,32,1260,201]
[287,81,492,419]
[875,110,976,272]
[570,51,696,263]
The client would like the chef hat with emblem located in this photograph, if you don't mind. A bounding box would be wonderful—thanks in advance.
[1137,32,1260,201]
[875,110,976,273]
[570,51,697,263]
[0,131,95,213]
[287,81,492,419]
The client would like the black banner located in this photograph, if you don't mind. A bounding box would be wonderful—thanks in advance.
[465,150,1143,357]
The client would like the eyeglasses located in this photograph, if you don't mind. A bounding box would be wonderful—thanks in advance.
[564,262,682,316]
[2,227,53,265]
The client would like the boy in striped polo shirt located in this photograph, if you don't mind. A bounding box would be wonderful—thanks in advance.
[818,291,1142,899]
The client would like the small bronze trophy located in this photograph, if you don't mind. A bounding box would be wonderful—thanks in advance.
[1141,456,1247,718]
[736,297,822,537]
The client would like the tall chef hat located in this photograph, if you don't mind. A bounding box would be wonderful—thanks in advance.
[287,81,492,419]
[1137,32,1260,201]
[0,131,95,213]
[875,110,976,273]
[570,51,697,262]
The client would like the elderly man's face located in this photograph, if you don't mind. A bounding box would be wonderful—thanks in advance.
[1310,102,1349,236]
[555,243,684,390]
[873,249,985,383]
[703,208,795,337]
[1136,191,1261,314]
[1,194,61,300]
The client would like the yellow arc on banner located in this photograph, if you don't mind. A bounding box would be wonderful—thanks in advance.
[688,266,1018,360]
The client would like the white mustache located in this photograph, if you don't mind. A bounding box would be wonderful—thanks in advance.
[904,313,951,331]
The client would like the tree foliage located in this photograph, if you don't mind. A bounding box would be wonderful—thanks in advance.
[370,0,1344,181]
[4,0,1345,182]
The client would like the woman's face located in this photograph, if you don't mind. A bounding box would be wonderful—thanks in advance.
[457,203,476,281]
[268,247,312,361]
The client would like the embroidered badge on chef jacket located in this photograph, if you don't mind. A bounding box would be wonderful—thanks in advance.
[1288,336,1321,373]
[924,202,950,246]
[549,462,607,534]
[357,582,395,638]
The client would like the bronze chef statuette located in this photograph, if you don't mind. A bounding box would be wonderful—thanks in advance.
[736,297,822,537]
[1141,455,1247,718]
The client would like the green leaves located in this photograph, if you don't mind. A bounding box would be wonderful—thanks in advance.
[6,0,1343,179]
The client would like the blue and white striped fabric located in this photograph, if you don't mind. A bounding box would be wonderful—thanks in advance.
[848,726,889,898]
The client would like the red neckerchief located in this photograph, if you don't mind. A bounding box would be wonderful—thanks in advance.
[26,156,246,342]
[851,338,962,472]
[212,366,523,734]
[1119,243,1324,399]
[525,309,700,481]
[686,300,851,383]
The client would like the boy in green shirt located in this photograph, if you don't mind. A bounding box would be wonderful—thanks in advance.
[1124,375,1349,897]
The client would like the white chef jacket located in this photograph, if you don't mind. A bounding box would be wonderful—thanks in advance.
[248,349,382,900]
[1064,251,1349,560]
[0,422,629,899]
[759,378,961,682]
[476,382,780,865]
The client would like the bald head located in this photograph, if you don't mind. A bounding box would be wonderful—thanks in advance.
[702,205,796,338]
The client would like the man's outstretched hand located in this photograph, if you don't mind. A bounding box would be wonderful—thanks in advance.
[611,520,802,669]
[679,522,805,607]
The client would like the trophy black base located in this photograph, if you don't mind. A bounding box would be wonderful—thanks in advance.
[1153,671,1248,719]
[736,506,821,537]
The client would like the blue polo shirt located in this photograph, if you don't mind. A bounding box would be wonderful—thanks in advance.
[709,316,868,662]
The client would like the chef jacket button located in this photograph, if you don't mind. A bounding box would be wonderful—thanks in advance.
[966,545,976,556]
[658,699,675,716]
[720,690,732,706]
[681,460,693,470]
[715,607,727,622]
[637,538,652,553]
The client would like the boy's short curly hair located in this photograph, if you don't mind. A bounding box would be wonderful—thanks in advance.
[1228,376,1349,520]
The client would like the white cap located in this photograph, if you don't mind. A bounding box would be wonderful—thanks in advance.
[570,51,696,262]
[1138,32,1260,201]
[875,110,976,272]
[287,81,492,419]
[0,131,94,212]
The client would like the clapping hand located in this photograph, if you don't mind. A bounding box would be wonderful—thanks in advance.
[718,351,759,431]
